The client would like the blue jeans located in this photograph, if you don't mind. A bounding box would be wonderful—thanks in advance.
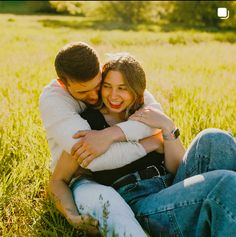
[117,128,236,237]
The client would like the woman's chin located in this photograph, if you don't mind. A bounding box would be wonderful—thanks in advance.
[107,107,126,114]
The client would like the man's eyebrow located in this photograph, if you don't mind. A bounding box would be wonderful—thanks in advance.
[76,84,100,93]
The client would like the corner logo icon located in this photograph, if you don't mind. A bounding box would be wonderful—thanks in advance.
[217,8,229,19]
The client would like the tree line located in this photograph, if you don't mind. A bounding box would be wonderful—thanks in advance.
[1,1,235,29]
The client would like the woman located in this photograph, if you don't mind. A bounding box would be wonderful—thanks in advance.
[80,54,184,187]
[50,53,236,237]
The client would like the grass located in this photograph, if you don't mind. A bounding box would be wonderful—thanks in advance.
[0,13,236,236]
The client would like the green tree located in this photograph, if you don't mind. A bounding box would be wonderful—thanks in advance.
[49,1,83,15]
[168,1,233,28]
[98,1,152,24]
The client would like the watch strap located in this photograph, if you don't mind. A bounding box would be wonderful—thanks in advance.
[163,128,180,140]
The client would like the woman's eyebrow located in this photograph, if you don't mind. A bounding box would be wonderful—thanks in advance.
[103,82,126,86]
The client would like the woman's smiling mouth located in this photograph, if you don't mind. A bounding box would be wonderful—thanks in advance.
[109,101,123,109]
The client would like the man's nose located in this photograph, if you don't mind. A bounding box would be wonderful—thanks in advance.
[88,90,98,100]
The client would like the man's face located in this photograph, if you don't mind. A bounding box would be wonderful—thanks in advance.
[66,72,102,105]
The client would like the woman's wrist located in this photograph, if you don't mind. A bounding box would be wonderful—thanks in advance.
[161,120,175,135]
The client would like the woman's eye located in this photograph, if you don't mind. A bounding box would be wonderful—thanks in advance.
[119,87,127,90]
[103,85,110,88]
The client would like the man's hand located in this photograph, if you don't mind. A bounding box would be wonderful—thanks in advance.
[71,130,114,167]
[67,214,100,236]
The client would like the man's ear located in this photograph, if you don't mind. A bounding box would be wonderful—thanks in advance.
[57,79,66,88]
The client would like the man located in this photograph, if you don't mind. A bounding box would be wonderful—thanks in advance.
[39,42,162,236]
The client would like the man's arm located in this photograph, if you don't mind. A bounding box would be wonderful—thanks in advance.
[49,151,99,234]
[39,82,150,171]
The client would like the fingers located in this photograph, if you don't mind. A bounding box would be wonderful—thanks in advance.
[72,130,89,139]
[81,154,95,168]
[79,215,100,236]
[129,108,148,120]
[129,115,143,122]
[71,141,83,156]
[75,149,92,165]
[72,215,100,235]
[80,215,99,227]
[129,112,145,121]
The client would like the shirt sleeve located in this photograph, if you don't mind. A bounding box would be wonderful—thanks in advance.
[39,89,90,154]
[88,142,147,171]
[116,89,163,142]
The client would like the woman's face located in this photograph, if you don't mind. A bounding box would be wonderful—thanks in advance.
[101,70,133,114]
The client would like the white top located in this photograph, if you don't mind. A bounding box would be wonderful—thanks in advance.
[39,80,163,172]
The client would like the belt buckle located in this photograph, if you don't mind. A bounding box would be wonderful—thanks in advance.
[146,165,161,178]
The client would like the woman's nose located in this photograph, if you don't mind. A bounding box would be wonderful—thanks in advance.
[110,89,118,99]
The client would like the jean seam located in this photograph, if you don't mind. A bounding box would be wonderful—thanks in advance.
[208,197,236,223]
[167,210,183,237]
[143,216,151,235]
[137,199,204,217]
[186,154,210,177]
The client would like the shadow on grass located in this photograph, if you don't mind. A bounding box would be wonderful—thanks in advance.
[38,18,236,44]
[38,18,155,31]
[39,17,236,33]
[160,21,236,33]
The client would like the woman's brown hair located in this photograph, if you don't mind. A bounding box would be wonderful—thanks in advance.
[101,53,146,119]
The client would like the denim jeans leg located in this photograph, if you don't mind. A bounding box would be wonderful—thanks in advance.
[71,178,147,237]
[174,128,236,184]
[131,170,236,237]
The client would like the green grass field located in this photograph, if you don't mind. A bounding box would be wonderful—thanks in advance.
[0,14,236,236]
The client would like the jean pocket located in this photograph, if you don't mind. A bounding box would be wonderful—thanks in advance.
[117,182,139,204]
[118,182,138,193]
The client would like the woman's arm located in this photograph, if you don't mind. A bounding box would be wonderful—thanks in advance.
[129,107,185,174]
[49,151,99,234]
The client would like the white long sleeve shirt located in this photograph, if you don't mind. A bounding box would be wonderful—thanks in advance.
[39,80,163,172]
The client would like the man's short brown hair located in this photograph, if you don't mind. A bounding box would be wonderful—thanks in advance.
[55,42,100,84]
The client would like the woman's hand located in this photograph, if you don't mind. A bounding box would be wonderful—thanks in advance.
[129,107,175,134]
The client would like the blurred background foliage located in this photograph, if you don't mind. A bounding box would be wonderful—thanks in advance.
[0,1,235,30]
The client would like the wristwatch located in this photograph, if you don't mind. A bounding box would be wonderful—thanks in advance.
[163,128,180,141]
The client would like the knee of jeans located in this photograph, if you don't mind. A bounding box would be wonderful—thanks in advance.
[205,170,236,194]
[207,170,236,181]
[198,128,233,147]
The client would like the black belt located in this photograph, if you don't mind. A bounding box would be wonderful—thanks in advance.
[112,165,166,190]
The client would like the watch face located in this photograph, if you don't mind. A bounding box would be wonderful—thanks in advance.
[163,128,180,140]
[174,128,180,138]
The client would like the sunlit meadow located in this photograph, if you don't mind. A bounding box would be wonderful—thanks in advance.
[0,14,236,236]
